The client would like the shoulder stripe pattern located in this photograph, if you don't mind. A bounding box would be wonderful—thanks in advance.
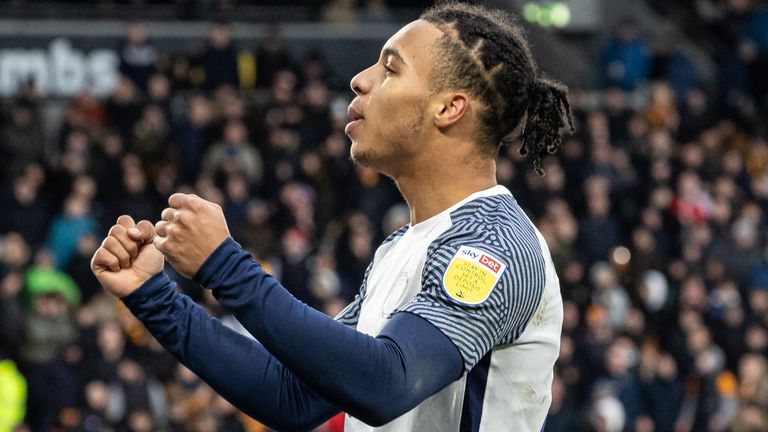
[401,195,546,372]
[335,225,410,328]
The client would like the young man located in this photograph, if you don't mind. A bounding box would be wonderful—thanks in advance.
[91,3,572,431]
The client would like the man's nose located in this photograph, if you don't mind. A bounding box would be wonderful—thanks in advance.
[350,65,375,96]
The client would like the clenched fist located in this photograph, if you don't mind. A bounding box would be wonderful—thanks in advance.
[91,215,164,298]
[154,193,231,279]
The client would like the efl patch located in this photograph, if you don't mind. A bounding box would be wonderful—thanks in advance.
[442,245,507,305]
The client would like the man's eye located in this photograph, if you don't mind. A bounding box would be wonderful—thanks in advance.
[384,65,395,76]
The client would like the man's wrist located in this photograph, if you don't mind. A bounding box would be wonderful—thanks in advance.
[121,271,171,307]
[194,237,245,288]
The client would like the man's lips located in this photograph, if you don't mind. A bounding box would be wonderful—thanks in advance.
[347,105,364,121]
[345,118,364,135]
[346,105,365,135]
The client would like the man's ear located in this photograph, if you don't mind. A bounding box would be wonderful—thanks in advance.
[433,92,469,128]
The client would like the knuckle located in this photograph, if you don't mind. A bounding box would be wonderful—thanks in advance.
[108,224,126,236]
[116,215,136,228]
[92,248,105,263]
[138,220,154,233]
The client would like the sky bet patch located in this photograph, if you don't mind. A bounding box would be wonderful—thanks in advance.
[442,245,507,305]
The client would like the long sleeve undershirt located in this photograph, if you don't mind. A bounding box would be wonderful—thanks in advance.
[122,237,463,431]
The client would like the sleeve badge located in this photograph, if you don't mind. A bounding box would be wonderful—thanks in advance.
[442,245,507,305]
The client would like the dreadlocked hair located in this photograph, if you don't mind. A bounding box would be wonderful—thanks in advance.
[421,1,574,175]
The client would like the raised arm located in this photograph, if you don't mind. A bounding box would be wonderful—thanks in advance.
[152,193,464,426]
[91,216,339,431]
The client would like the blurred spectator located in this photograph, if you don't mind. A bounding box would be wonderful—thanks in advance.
[106,77,143,143]
[275,228,315,306]
[176,94,215,186]
[589,391,626,432]
[104,155,158,224]
[109,359,167,428]
[119,23,157,91]
[132,104,170,167]
[66,233,102,303]
[1,99,45,179]
[23,249,81,308]
[0,171,49,247]
[741,2,768,112]
[202,120,264,187]
[322,0,357,22]
[45,195,99,270]
[639,351,683,432]
[576,177,623,266]
[600,19,651,91]
[543,375,581,431]
[360,0,395,23]
[88,321,128,384]
[19,282,77,431]
[0,356,26,432]
[200,21,239,91]
[254,27,295,89]
[597,338,644,427]
[672,171,714,226]
[590,263,630,329]
[0,234,28,362]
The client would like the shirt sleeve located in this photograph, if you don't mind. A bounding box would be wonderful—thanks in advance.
[335,226,407,329]
[400,222,547,372]
[121,272,339,432]
[191,237,463,427]
[334,262,372,328]
[334,294,362,328]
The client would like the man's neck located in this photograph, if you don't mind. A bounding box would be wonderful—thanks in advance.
[394,157,497,225]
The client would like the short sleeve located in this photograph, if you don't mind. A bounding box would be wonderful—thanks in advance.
[400,224,546,372]
[335,226,409,329]
[333,261,374,328]
[334,294,363,328]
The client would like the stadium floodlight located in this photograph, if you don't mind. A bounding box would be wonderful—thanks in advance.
[550,3,571,28]
[522,2,572,29]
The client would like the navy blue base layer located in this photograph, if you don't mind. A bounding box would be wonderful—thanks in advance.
[122,237,463,430]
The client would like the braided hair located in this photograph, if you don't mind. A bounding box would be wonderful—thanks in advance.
[421,2,574,175]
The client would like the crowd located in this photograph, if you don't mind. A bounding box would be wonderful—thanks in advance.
[0,0,430,23]
[1,2,768,431]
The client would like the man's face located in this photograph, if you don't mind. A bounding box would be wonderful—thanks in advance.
[346,20,443,175]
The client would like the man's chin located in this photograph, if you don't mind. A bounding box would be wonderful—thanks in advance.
[350,143,376,167]
[350,143,399,177]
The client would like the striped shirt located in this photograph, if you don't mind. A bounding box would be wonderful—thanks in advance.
[336,185,563,432]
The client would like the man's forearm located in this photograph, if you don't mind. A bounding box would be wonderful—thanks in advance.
[196,238,463,426]
[121,272,340,431]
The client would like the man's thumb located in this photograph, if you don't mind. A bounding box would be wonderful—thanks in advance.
[128,220,156,244]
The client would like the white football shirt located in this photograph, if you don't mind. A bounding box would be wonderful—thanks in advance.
[336,185,563,432]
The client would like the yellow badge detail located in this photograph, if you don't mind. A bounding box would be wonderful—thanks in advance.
[442,246,507,305]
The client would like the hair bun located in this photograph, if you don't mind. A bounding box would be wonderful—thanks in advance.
[527,78,548,101]
[520,76,574,175]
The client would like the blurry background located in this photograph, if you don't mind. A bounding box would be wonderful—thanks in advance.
[1,0,768,431]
